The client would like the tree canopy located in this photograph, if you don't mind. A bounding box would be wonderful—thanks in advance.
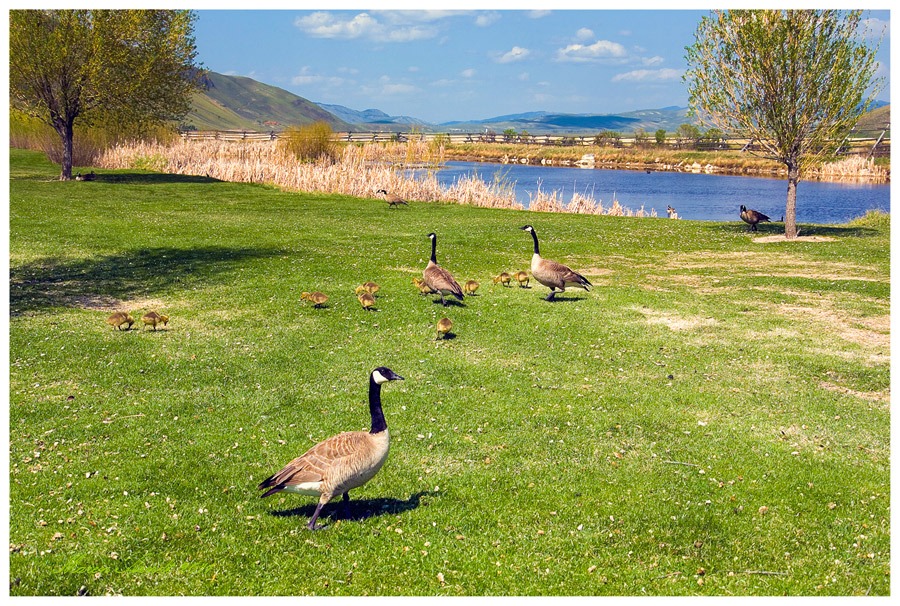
[9,9,203,179]
[684,10,883,238]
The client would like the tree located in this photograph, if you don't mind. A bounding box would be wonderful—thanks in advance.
[676,123,701,149]
[655,129,667,146]
[10,10,202,180]
[684,10,883,238]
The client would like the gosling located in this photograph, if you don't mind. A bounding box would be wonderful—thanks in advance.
[463,280,480,295]
[515,271,530,288]
[301,291,329,308]
[493,272,512,287]
[106,311,134,331]
[358,292,376,311]
[141,311,169,331]
[412,277,434,295]
[436,317,453,340]
[355,282,381,295]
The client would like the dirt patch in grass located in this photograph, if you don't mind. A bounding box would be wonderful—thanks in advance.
[664,251,881,281]
[819,381,890,405]
[75,295,169,313]
[632,307,719,331]
[752,235,837,243]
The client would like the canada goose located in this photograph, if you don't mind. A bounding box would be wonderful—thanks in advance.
[141,311,169,330]
[422,233,464,307]
[667,205,678,219]
[301,291,329,308]
[739,205,771,232]
[258,366,405,530]
[519,225,592,301]
[412,277,434,295]
[436,317,452,340]
[74,171,95,182]
[106,311,134,331]
[515,271,530,288]
[355,281,381,295]
[493,272,512,287]
[358,292,376,311]
[463,280,479,295]
[376,189,409,208]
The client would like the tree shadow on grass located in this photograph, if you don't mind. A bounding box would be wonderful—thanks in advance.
[9,246,288,316]
[704,222,881,238]
[268,490,435,526]
[95,173,223,185]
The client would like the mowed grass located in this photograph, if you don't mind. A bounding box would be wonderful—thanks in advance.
[8,148,889,596]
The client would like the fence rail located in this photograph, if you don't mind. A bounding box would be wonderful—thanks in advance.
[179,129,890,158]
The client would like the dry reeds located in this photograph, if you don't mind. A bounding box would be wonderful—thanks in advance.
[816,155,889,181]
[97,139,656,216]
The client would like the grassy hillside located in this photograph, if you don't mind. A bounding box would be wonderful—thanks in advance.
[181,71,354,132]
[8,148,889,596]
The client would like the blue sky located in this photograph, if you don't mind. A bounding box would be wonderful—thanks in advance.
[194,8,891,124]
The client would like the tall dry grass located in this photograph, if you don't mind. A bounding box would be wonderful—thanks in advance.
[815,155,889,181]
[97,139,655,216]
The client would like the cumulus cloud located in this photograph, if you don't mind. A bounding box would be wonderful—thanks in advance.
[641,56,665,67]
[295,11,437,42]
[529,10,551,19]
[460,68,477,78]
[496,46,531,64]
[290,67,346,88]
[575,28,594,41]
[475,12,501,27]
[611,68,682,82]
[555,40,627,62]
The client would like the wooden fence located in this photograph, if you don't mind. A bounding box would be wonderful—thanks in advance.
[179,129,890,158]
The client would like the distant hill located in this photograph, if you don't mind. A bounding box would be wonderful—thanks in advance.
[855,103,890,136]
[440,107,692,134]
[181,71,354,132]
[315,103,433,129]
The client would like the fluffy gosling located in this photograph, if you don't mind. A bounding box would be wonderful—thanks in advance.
[436,317,453,340]
[493,272,512,287]
[515,271,530,288]
[106,311,134,331]
[358,292,376,311]
[463,280,479,295]
[141,311,169,331]
[301,291,329,308]
[355,281,380,295]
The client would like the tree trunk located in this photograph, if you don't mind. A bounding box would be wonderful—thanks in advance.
[784,162,799,240]
[54,120,75,181]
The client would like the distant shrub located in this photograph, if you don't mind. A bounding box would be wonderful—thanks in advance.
[280,121,337,162]
[848,209,889,229]
[655,129,667,146]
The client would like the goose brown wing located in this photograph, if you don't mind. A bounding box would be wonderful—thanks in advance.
[258,431,370,493]
[536,258,592,288]
[423,264,464,298]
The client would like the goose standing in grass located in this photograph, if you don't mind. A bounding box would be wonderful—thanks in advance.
[514,271,530,288]
[519,225,592,301]
[258,367,405,530]
[106,311,134,331]
[436,317,453,340]
[376,189,409,208]
[739,205,771,232]
[301,291,329,308]
[422,233,464,307]
[141,311,169,330]
[463,280,479,295]
[358,292,376,311]
[493,272,512,287]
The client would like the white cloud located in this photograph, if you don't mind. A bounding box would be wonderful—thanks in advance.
[641,56,665,67]
[460,68,477,78]
[529,10,551,19]
[382,83,418,95]
[295,11,437,42]
[555,40,627,62]
[496,46,531,64]
[475,12,501,27]
[290,67,346,88]
[575,28,594,41]
[611,68,682,82]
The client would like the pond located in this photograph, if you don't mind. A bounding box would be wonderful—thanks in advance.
[422,161,889,224]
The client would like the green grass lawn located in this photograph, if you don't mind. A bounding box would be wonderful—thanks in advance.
[8,148,890,595]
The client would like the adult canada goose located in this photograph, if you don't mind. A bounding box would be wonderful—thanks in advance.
[355,281,381,295]
[463,280,479,295]
[515,271,530,288]
[358,292,376,311]
[667,205,678,219]
[301,291,329,308]
[436,317,453,340]
[141,311,169,330]
[422,233,464,307]
[519,225,592,301]
[739,205,771,232]
[412,277,434,295]
[258,367,405,530]
[106,311,134,331]
[376,189,409,208]
[493,272,512,287]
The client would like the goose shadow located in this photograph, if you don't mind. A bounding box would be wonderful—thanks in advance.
[432,299,466,308]
[437,332,457,341]
[543,294,589,302]
[269,490,436,524]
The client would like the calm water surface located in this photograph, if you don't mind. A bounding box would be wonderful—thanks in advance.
[420,161,889,224]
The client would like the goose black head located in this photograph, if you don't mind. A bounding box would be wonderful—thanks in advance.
[519,225,534,233]
[740,205,747,212]
[427,232,437,240]
[376,189,387,194]
[372,367,404,384]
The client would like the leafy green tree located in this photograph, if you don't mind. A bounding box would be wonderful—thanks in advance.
[9,9,202,180]
[655,129,667,146]
[632,128,649,148]
[676,123,701,148]
[685,9,883,238]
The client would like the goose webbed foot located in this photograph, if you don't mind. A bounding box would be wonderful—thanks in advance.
[545,291,557,301]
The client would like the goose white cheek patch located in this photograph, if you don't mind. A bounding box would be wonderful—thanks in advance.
[373,370,389,385]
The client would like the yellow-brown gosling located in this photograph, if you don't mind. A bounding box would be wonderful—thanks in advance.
[422,232,464,307]
[519,225,592,301]
[258,367,405,530]
[493,272,512,287]
[436,317,453,340]
[412,277,434,295]
[739,205,771,232]
[301,291,329,308]
[463,280,479,295]
[515,271,530,288]
[355,281,380,295]
[106,311,134,331]
[141,311,169,330]
[358,292,376,311]
[375,189,409,208]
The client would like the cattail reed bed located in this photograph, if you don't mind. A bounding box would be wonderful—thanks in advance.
[97,139,653,216]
